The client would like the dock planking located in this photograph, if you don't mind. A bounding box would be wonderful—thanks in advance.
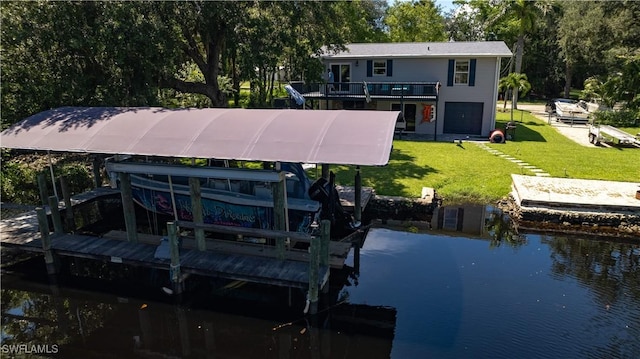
[1,187,120,248]
[0,211,42,249]
[20,234,329,289]
[102,230,351,269]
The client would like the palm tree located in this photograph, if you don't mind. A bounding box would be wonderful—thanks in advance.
[499,73,531,121]
[494,0,551,109]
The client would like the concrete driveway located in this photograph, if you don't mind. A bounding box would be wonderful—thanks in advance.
[515,104,592,147]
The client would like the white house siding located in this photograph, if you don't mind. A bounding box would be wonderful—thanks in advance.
[437,57,499,136]
[321,42,511,137]
[327,57,500,136]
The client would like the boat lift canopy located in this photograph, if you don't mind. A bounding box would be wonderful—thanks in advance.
[1,107,400,166]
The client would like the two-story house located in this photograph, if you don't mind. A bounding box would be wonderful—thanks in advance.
[297,41,512,138]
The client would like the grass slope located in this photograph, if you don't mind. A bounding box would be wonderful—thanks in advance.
[330,110,639,205]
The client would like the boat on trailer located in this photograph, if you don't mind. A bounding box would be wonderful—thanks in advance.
[554,100,589,122]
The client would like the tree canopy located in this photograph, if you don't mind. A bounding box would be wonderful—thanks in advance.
[385,0,447,42]
[2,0,639,127]
[1,1,384,126]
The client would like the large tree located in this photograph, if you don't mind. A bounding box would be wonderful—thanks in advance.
[1,1,385,121]
[558,1,640,100]
[556,2,609,98]
[1,1,177,127]
[492,0,551,108]
[154,1,248,108]
[229,1,381,107]
[385,0,447,42]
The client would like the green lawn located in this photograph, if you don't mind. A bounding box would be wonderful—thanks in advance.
[328,110,640,205]
[493,111,639,181]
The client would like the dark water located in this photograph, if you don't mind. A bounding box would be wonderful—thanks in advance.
[345,228,640,358]
[2,219,639,358]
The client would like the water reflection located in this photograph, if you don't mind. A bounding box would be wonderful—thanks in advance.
[2,219,640,358]
[431,205,524,247]
[544,235,640,303]
[343,228,640,358]
[543,235,640,359]
[1,268,397,358]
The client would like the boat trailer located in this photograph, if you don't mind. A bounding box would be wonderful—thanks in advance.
[588,124,640,146]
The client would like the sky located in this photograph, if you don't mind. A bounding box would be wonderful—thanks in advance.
[435,0,457,13]
[387,0,459,14]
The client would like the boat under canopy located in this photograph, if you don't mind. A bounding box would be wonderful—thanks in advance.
[1,107,401,166]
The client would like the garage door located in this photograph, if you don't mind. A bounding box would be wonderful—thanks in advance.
[443,102,483,135]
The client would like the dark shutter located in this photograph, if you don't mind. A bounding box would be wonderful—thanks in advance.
[387,59,393,77]
[367,60,373,77]
[469,59,476,86]
[447,59,455,86]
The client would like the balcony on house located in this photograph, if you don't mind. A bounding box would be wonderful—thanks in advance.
[293,81,440,102]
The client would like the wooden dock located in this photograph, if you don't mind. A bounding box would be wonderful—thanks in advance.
[10,234,330,289]
[1,187,119,248]
[1,187,353,292]
[102,230,350,269]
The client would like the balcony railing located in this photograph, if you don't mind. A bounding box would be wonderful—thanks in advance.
[292,81,439,100]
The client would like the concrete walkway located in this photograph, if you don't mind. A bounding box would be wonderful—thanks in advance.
[471,104,597,177]
[474,142,551,177]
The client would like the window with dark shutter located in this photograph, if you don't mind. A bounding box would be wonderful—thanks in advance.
[454,60,469,85]
[373,60,387,76]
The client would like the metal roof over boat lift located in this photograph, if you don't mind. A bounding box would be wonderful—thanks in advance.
[1,107,401,166]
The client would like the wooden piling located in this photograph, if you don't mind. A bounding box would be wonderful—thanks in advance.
[272,172,288,260]
[47,196,64,236]
[118,172,138,242]
[328,172,336,220]
[60,176,75,231]
[354,166,362,223]
[138,306,153,350]
[308,234,320,314]
[321,164,330,180]
[37,207,58,275]
[189,177,206,251]
[319,220,330,268]
[92,156,102,188]
[176,306,191,357]
[37,173,49,206]
[354,244,361,274]
[204,321,216,358]
[309,324,320,359]
[167,221,183,295]
[36,207,50,243]
[278,333,291,359]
